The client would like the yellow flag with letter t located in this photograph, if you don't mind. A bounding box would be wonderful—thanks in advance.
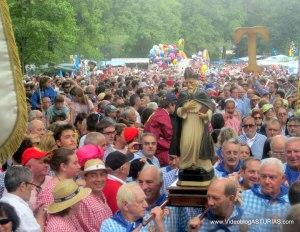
[0,0,27,164]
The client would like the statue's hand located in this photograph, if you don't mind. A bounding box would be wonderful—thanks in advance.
[198,112,208,119]
[183,100,198,111]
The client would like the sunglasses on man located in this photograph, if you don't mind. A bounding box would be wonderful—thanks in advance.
[0,218,11,225]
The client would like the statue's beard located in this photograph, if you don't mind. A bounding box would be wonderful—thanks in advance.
[188,87,195,94]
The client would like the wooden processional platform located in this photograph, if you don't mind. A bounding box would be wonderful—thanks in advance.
[167,180,208,208]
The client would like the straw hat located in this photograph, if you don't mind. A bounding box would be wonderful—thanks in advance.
[47,179,91,214]
[82,158,108,174]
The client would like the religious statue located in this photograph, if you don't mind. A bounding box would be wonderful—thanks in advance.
[176,67,215,186]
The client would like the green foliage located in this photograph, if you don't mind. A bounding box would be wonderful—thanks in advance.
[8,0,300,68]
[9,0,77,68]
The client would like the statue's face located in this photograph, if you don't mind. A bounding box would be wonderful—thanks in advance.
[185,78,197,93]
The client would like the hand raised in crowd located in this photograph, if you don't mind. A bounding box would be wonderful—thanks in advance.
[127,141,140,154]
[132,224,143,232]
[188,216,203,232]
[151,206,167,232]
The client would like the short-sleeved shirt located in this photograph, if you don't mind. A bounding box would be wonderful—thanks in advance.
[45,214,84,232]
[76,192,112,232]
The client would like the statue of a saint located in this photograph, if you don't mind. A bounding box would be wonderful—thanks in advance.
[176,67,215,186]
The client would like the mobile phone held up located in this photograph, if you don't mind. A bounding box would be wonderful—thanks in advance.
[133,143,143,150]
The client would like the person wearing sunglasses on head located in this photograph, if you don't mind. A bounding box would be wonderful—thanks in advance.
[238,116,267,160]
[0,202,20,232]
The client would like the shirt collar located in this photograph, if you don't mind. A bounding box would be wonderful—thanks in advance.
[3,192,29,205]
[246,132,257,141]
[108,174,126,184]
[251,184,288,204]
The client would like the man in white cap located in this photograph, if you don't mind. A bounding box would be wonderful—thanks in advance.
[76,159,112,232]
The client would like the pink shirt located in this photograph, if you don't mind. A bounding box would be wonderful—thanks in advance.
[223,113,241,135]
[29,175,52,212]
[36,177,59,209]
[76,192,112,232]
[45,214,84,232]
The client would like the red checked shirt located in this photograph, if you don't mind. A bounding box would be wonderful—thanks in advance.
[76,191,112,232]
[45,213,84,232]
[36,177,58,209]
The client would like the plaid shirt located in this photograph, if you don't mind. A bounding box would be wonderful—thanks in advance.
[76,192,112,232]
[200,205,245,232]
[145,194,189,232]
[242,186,290,232]
[100,217,148,232]
[36,177,58,209]
[45,214,84,232]
[162,168,178,195]
[0,171,5,198]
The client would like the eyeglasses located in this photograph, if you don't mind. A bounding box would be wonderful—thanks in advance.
[287,124,300,128]
[103,130,116,136]
[143,142,157,146]
[253,116,261,119]
[271,152,285,157]
[0,218,11,225]
[25,182,42,192]
[242,124,255,128]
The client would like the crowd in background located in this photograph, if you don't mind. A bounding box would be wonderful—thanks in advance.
[0,62,300,231]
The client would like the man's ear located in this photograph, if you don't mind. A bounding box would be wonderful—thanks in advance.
[60,162,67,172]
[19,182,27,192]
[229,193,236,202]
[56,140,61,147]
[122,200,129,211]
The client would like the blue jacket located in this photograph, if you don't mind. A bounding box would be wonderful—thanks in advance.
[31,87,57,110]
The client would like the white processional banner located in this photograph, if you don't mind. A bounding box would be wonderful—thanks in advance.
[0,0,27,164]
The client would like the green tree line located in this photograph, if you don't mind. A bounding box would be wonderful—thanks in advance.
[8,0,300,67]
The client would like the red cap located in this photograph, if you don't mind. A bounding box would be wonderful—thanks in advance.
[21,147,48,165]
[166,79,174,87]
[123,127,139,143]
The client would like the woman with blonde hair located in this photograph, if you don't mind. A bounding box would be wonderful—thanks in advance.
[38,131,57,153]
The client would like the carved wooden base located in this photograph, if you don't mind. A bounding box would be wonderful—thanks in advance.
[167,180,208,207]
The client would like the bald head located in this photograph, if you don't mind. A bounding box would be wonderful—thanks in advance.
[84,132,106,148]
[270,135,287,162]
[209,178,237,197]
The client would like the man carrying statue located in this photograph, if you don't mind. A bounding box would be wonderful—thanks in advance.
[175,67,215,186]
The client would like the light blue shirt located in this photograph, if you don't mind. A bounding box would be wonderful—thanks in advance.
[238,133,267,159]
[133,150,160,168]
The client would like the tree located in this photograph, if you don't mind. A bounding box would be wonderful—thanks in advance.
[70,0,105,60]
[9,0,77,69]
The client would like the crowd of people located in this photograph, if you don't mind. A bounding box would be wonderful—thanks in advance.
[0,62,300,231]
